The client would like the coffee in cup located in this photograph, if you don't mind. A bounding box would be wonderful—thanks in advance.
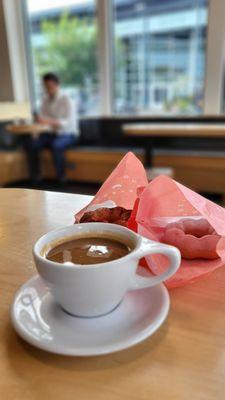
[44,234,134,265]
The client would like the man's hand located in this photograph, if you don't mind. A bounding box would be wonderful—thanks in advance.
[36,115,49,125]
[36,115,60,129]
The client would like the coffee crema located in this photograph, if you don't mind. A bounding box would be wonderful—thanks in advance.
[45,235,132,265]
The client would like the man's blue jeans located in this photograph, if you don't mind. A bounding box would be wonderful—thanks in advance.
[25,133,76,181]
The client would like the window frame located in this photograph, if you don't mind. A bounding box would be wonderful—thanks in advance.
[3,0,225,117]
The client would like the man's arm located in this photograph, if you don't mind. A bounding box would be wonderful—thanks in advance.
[35,99,55,128]
[36,115,61,129]
[37,97,73,131]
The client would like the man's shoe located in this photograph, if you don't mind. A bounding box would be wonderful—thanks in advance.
[58,177,68,186]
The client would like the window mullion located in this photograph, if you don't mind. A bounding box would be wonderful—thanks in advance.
[97,0,113,116]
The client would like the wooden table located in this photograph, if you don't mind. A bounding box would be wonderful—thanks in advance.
[6,123,50,135]
[1,188,225,400]
[123,123,225,138]
[123,123,225,166]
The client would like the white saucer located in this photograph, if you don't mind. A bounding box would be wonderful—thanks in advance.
[11,275,170,356]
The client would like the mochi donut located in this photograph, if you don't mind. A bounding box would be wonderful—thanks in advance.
[162,218,221,260]
[79,206,132,226]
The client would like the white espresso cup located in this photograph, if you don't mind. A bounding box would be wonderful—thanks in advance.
[33,223,181,317]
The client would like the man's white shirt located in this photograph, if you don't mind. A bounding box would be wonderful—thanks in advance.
[40,91,78,136]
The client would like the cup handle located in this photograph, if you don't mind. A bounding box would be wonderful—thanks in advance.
[129,237,181,290]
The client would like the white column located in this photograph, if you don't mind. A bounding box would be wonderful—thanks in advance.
[2,0,30,102]
[97,0,113,115]
[204,0,225,114]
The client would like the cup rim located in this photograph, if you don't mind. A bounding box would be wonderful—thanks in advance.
[33,222,142,270]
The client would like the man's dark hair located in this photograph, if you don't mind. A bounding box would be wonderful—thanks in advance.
[42,72,60,84]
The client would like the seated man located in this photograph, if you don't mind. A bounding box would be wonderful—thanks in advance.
[27,72,78,183]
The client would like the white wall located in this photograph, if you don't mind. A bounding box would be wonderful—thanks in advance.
[3,0,29,102]
[0,0,14,101]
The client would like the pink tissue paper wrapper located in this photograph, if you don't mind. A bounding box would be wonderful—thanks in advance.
[75,152,148,220]
[75,152,225,289]
[136,175,225,288]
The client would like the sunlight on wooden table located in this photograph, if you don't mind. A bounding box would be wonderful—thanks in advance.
[0,189,225,400]
[6,123,50,135]
[123,123,225,138]
[0,102,31,121]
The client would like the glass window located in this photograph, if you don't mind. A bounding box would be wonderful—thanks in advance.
[113,0,208,115]
[25,0,99,116]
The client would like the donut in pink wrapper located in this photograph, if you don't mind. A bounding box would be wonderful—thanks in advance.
[136,174,225,288]
[74,153,225,288]
[75,152,148,222]
[162,219,221,260]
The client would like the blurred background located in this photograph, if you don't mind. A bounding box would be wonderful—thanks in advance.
[1,0,225,203]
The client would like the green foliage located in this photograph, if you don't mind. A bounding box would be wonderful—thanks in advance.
[34,12,98,88]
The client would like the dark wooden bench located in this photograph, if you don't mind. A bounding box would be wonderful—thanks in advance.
[2,147,225,203]
[42,147,225,203]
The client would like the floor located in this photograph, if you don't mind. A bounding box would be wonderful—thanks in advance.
[3,179,101,196]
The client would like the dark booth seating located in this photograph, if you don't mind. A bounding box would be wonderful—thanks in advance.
[1,116,225,204]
